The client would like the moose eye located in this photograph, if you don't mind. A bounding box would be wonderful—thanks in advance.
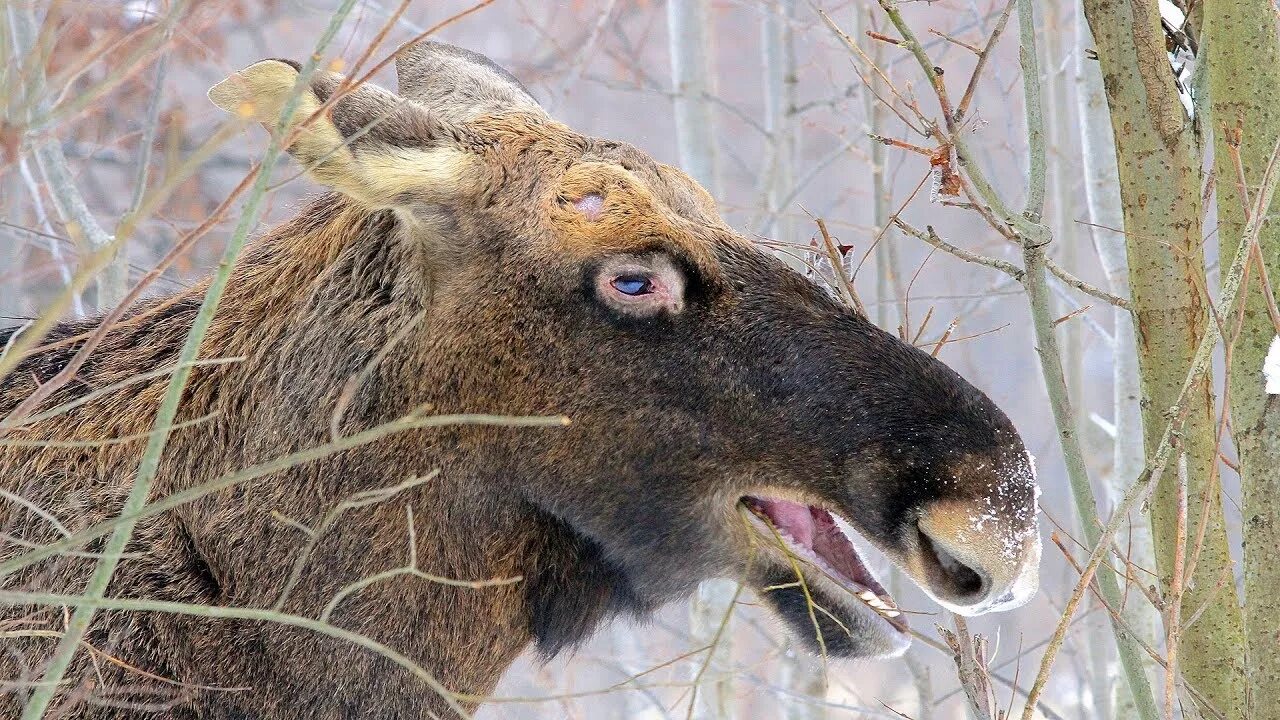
[593,254,687,318]
[611,275,654,296]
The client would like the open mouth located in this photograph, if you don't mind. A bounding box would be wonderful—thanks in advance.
[741,495,907,633]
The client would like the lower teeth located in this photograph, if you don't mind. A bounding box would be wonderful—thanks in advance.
[856,590,900,617]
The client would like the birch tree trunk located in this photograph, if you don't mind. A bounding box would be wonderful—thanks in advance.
[866,13,905,336]
[762,0,796,243]
[1040,7,1115,716]
[1203,3,1280,715]
[7,2,126,312]
[1075,15,1159,720]
[0,11,20,320]
[1080,2,1246,717]
[0,190,21,320]
[667,3,732,717]
[667,0,720,196]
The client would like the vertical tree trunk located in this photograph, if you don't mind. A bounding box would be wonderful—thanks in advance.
[1080,2,1246,717]
[1040,7,1114,716]
[1203,3,1280,715]
[0,189,22,322]
[866,13,905,335]
[7,2,123,314]
[1074,15,1159,720]
[667,0,720,196]
[762,0,796,243]
[667,4,732,717]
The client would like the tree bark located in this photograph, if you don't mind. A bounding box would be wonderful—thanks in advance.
[762,0,796,243]
[1075,14,1160,720]
[666,0,720,196]
[1080,1,1246,717]
[866,12,905,336]
[7,3,126,313]
[1203,2,1280,715]
[1041,6,1114,717]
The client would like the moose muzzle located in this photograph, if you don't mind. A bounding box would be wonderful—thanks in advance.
[910,496,1042,615]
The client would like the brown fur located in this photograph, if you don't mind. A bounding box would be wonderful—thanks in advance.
[0,43,1040,718]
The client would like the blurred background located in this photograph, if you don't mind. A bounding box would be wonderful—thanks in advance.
[0,1,1197,718]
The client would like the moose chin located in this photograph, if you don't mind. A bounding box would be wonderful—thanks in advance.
[0,41,1040,719]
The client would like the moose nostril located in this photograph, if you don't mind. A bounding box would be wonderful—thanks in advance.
[933,540,986,596]
[919,527,990,600]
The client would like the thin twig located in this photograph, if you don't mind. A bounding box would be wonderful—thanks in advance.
[928,28,982,55]
[813,215,868,315]
[874,0,953,120]
[954,0,1018,122]
[1046,258,1132,309]
[1165,454,1188,720]
[815,8,929,136]
[683,582,745,720]
[940,616,995,719]
[893,218,1025,280]
[1224,134,1280,333]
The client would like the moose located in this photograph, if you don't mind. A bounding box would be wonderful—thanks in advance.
[0,41,1040,718]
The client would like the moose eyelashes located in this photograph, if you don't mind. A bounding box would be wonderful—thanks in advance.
[593,253,686,318]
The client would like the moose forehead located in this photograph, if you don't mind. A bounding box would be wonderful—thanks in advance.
[464,114,730,266]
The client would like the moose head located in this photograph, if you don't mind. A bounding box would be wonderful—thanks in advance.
[204,40,1040,665]
[0,40,1041,719]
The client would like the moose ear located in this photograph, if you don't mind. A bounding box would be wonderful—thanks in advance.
[208,59,481,206]
[395,41,547,123]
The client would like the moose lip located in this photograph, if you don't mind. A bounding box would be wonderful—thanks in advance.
[741,495,906,629]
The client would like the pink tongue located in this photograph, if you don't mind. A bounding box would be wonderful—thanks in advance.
[757,499,816,547]
[749,498,886,595]
[811,508,874,589]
